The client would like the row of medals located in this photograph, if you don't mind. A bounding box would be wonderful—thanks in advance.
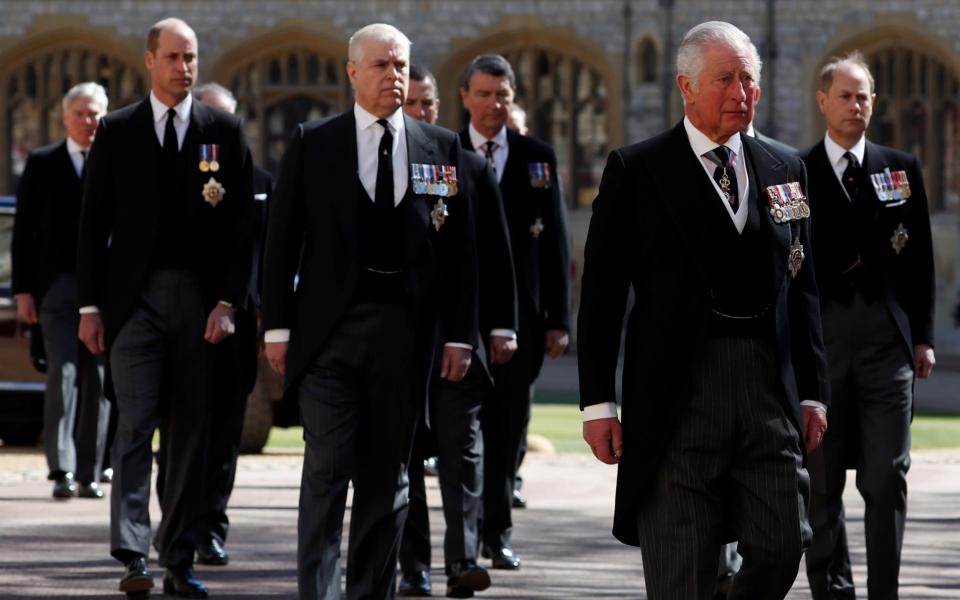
[200,160,220,172]
[413,179,458,196]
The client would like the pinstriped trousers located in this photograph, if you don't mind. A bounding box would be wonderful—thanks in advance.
[636,336,811,600]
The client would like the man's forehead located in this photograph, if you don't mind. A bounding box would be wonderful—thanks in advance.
[831,65,871,91]
[157,27,197,49]
[469,72,511,90]
[361,39,409,61]
[702,43,755,71]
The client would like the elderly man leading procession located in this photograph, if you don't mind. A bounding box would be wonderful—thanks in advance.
[6,11,936,600]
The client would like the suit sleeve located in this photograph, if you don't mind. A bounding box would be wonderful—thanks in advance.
[475,158,518,334]
[540,147,571,331]
[220,120,256,307]
[261,125,307,332]
[904,155,935,347]
[11,151,42,297]
[77,120,114,309]
[439,138,479,346]
[788,160,830,406]
[577,150,631,409]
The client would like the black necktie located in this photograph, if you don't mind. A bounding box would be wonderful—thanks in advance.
[706,146,739,212]
[841,151,861,202]
[162,108,179,166]
[79,150,88,178]
[375,119,394,210]
[483,140,497,172]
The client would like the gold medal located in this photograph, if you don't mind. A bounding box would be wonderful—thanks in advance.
[199,160,210,172]
[209,160,220,172]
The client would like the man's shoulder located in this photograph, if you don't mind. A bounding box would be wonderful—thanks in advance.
[612,127,676,166]
[26,140,65,162]
[508,130,556,162]
[298,111,351,140]
[798,139,826,163]
[866,141,918,168]
[100,99,146,127]
[460,147,486,170]
[409,119,458,145]
[746,135,804,174]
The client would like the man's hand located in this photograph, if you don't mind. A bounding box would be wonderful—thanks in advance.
[544,329,569,358]
[14,294,38,325]
[583,416,623,464]
[265,341,288,376]
[801,405,828,453]
[489,334,518,364]
[79,313,106,355]
[440,346,472,382]
[204,303,235,344]
[914,344,935,379]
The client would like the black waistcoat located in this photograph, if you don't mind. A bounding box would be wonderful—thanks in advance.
[701,170,774,319]
[150,140,193,271]
[355,179,408,302]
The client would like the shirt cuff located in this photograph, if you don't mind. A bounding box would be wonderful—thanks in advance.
[444,342,473,350]
[264,329,290,343]
[79,306,100,315]
[489,329,517,340]
[582,402,618,421]
[800,400,827,413]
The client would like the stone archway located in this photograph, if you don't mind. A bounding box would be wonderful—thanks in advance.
[436,23,623,211]
[208,26,351,174]
[0,22,144,193]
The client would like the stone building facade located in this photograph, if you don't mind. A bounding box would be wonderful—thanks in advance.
[0,0,957,349]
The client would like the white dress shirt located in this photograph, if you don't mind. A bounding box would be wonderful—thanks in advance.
[468,123,509,184]
[150,91,191,150]
[66,136,89,177]
[823,132,866,201]
[583,119,825,422]
[684,116,749,234]
[355,103,408,206]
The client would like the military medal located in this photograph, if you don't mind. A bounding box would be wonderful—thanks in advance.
[528,162,551,189]
[202,177,226,207]
[410,164,426,194]
[199,144,211,172]
[529,218,545,239]
[788,237,804,278]
[208,144,220,172]
[431,198,448,231]
[444,165,459,196]
[891,223,909,254]
[766,182,809,224]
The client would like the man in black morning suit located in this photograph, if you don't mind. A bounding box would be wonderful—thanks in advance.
[578,22,830,600]
[261,25,477,600]
[11,82,111,500]
[458,54,570,571]
[397,65,515,598]
[77,18,254,598]
[802,53,935,600]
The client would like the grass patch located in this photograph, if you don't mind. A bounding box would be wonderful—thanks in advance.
[261,405,960,455]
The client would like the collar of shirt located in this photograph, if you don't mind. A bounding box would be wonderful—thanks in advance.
[149,91,192,149]
[66,136,88,177]
[354,103,408,205]
[824,132,866,181]
[683,116,749,232]
[468,122,508,182]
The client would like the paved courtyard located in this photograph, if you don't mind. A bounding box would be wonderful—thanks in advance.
[1,445,959,599]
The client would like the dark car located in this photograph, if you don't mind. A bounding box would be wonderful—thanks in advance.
[0,195,46,445]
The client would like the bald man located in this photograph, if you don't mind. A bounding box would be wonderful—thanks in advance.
[77,17,255,598]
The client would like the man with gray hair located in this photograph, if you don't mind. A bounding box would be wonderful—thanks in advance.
[11,81,111,501]
[262,23,477,599]
[578,20,829,599]
[802,51,935,600]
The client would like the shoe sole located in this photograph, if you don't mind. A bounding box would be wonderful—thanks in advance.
[119,574,153,593]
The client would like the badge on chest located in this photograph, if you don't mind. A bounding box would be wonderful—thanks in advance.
[765,181,809,224]
[870,167,910,206]
[410,163,458,197]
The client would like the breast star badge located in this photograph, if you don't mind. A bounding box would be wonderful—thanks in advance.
[529,218,545,239]
[891,223,908,254]
[431,198,448,231]
[788,237,804,278]
[202,177,226,207]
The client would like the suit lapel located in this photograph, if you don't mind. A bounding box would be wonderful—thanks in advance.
[742,134,792,293]
[404,115,437,262]
[325,111,359,252]
[132,99,162,216]
[182,102,212,220]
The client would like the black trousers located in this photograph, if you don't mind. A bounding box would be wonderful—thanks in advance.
[108,270,211,567]
[297,302,421,600]
[805,292,912,600]
[635,336,810,600]
[482,313,541,549]
[157,307,257,545]
[399,356,487,573]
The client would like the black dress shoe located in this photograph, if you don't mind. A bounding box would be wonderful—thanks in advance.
[52,473,77,499]
[446,559,491,597]
[196,537,229,566]
[511,489,527,509]
[481,545,520,570]
[77,481,105,499]
[119,556,153,594]
[163,566,208,598]
[397,570,432,596]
